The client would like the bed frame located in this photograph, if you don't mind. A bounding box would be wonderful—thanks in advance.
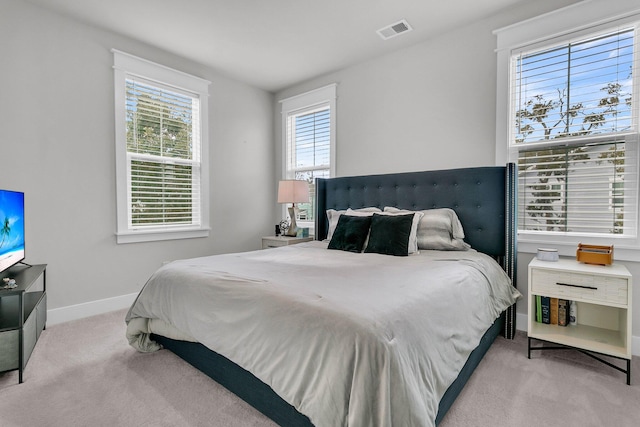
[154,164,518,426]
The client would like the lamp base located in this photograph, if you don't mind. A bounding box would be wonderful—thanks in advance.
[285,206,299,237]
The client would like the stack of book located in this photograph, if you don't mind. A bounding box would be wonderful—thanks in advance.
[535,296,570,326]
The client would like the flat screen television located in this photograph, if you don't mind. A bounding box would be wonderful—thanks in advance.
[0,189,25,274]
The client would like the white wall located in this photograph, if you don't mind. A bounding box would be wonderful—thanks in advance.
[276,0,579,177]
[274,0,640,354]
[0,0,274,314]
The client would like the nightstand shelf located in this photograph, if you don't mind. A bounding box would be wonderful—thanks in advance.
[527,258,632,384]
[528,321,627,358]
[262,236,312,249]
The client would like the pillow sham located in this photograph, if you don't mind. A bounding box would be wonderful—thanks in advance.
[327,215,373,253]
[384,206,469,251]
[326,207,381,241]
[364,213,415,257]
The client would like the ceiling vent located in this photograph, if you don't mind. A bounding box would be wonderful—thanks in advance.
[376,19,413,40]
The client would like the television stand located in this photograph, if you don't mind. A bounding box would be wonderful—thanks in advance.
[0,264,47,383]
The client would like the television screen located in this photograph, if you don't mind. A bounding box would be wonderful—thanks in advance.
[0,189,25,274]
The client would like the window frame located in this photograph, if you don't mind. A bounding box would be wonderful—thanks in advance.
[113,50,211,244]
[280,84,337,233]
[494,1,640,260]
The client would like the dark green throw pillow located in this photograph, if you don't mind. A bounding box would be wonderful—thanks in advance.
[364,213,414,256]
[328,215,372,253]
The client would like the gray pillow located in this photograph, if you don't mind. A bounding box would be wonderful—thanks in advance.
[383,207,470,251]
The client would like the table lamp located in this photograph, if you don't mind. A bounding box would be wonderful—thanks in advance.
[277,180,309,237]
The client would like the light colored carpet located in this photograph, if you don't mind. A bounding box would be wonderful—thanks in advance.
[0,309,638,426]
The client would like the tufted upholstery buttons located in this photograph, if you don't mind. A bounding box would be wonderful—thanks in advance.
[314,167,509,257]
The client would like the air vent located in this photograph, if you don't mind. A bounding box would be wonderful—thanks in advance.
[377,19,413,40]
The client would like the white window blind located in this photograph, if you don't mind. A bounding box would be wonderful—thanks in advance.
[113,50,210,243]
[281,84,336,227]
[126,78,201,228]
[511,27,638,237]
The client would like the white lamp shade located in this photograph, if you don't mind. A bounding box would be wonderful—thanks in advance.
[277,180,309,204]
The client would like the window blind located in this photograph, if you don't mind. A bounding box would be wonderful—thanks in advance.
[512,27,638,237]
[126,78,201,228]
[518,140,636,234]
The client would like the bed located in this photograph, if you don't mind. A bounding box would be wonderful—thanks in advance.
[126,164,519,427]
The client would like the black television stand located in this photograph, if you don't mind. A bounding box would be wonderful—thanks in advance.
[0,264,47,383]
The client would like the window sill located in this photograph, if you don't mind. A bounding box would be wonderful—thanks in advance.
[518,234,640,262]
[116,227,210,244]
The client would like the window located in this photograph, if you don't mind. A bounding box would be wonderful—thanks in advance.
[493,1,640,259]
[280,85,337,231]
[512,27,638,239]
[113,50,210,243]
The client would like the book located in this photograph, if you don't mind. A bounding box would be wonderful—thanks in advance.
[569,300,578,325]
[536,295,542,323]
[550,297,559,325]
[541,296,550,324]
[558,299,569,326]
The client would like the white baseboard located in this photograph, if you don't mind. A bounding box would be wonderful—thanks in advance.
[516,312,639,357]
[47,293,138,326]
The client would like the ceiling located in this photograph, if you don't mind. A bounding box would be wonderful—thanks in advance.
[25,0,531,92]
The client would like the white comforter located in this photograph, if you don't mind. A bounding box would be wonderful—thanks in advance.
[126,241,520,427]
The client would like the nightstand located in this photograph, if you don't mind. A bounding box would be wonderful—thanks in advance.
[527,258,632,384]
[262,236,313,249]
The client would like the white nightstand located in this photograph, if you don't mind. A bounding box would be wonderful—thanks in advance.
[261,236,313,249]
[527,258,632,384]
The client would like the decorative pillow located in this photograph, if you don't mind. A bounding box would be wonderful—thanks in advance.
[328,215,373,253]
[326,207,381,241]
[364,213,415,257]
[369,210,424,254]
[384,207,470,251]
[344,208,380,250]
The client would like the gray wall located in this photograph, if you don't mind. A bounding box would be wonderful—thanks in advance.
[0,0,275,310]
[274,0,640,348]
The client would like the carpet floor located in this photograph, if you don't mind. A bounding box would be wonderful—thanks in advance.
[0,309,638,426]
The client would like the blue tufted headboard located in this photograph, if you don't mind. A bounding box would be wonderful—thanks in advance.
[315,164,518,338]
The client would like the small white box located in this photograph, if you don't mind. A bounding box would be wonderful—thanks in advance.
[536,248,559,262]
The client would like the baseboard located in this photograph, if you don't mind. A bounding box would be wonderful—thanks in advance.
[47,293,138,326]
[516,312,639,357]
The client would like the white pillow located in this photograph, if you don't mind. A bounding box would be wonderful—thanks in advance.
[383,207,469,251]
[325,207,381,241]
[369,210,424,254]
